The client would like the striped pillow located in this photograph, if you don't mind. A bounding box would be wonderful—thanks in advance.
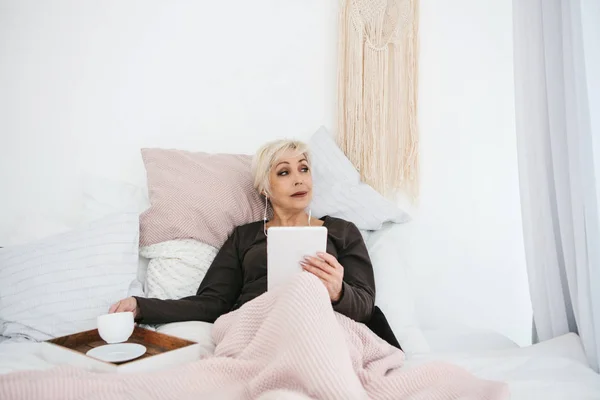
[139,148,264,248]
[0,211,139,341]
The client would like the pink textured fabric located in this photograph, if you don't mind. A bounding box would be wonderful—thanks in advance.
[139,148,264,248]
[0,274,510,400]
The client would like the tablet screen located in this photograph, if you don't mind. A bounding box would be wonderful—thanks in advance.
[266,226,328,291]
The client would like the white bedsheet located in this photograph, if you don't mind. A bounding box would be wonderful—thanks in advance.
[408,352,600,399]
[405,333,600,399]
[0,342,54,375]
[1,332,599,399]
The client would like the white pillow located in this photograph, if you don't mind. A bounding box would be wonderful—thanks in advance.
[309,126,411,230]
[0,211,139,341]
[367,222,430,354]
[80,174,150,223]
[420,328,519,354]
[3,214,72,247]
[80,174,151,286]
[141,239,219,300]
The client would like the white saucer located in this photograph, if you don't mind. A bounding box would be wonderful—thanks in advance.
[86,343,147,363]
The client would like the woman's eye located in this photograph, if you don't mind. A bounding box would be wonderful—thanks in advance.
[301,166,310,172]
[277,170,288,176]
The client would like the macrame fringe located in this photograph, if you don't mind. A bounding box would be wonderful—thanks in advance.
[336,0,420,200]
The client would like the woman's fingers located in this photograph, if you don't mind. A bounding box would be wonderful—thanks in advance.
[301,253,344,302]
[302,263,330,281]
[109,298,135,314]
[316,252,341,269]
[108,301,120,314]
[302,256,334,274]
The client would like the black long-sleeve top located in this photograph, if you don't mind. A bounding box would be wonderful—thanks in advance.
[134,216,376,324]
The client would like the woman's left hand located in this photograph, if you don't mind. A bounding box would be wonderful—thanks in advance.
[301,252,344,302]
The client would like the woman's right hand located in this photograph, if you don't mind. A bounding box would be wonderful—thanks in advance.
[108,297,140,319]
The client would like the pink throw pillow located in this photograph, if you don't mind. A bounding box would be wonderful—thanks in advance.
[139,148,264,248]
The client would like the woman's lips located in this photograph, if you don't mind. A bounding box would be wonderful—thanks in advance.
[291,191,308,198]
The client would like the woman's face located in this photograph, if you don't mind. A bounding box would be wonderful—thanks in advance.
[268,149,313,212]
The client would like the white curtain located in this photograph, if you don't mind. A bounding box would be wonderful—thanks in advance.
[513,0,600,371]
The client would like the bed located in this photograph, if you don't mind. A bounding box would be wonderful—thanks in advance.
[1,159,600,398]
[2,223,600,400]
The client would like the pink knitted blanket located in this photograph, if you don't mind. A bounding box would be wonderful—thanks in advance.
[0,274,509,400]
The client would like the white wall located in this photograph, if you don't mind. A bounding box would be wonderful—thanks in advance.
[412,0,530,344]
[0,0,338,219]
[0,0,532,345]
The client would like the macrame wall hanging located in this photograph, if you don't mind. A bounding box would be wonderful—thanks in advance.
[337,0,419,199]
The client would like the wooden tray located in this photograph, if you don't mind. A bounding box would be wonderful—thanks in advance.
[47,326,196,365]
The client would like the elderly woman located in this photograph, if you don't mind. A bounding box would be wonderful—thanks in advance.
[110,139,399,348]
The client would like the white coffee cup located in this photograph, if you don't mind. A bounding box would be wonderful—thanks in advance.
[97,311,135,344]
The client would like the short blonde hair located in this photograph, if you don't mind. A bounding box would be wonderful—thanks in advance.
[252,139,310,197]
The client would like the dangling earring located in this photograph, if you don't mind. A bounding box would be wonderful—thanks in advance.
[263,195,269,237]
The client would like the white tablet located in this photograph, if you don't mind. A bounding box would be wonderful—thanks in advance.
[266,226,328,291]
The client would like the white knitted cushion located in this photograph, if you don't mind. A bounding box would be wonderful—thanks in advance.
[141,239,219,300]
